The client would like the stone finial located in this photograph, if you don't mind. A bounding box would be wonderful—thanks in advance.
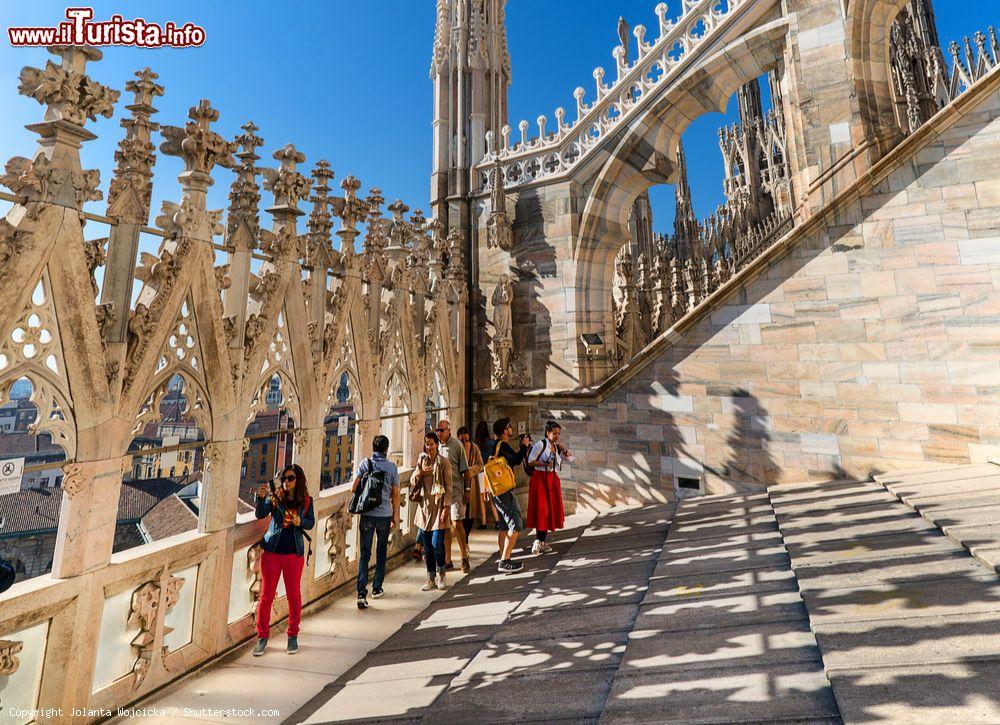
[125,67,164,111]
[18,46,119,127]
[336,174,366,256]
[574,87,588,121]
[107,67,164,223]
[263,143,312,212]
[160,99,236,180]
[307,160,335,264]
[387,199,410,223]
[227,121,264,240]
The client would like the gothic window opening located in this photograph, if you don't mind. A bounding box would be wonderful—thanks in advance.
[120,372,208,553]
[380,370,411,468]
[240,373,297,518]
[322,371,358,490]
[0,375,69,583]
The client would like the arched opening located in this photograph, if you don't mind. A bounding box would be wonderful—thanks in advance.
[606,70,792,368]
[380,370,410,468]
[118,372,209,551]
[0,375,69,582]
[240,373,297,516]
[322,371,358,490]
[425,367,449,433]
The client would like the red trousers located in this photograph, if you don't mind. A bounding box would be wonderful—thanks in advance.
[527,470,565,532]
[256,550,305,639]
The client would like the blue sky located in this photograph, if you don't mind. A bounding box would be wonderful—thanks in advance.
[0,1,989,243]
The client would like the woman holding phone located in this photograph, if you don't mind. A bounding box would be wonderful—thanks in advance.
[253,463,315,657]
[526,420,574,555]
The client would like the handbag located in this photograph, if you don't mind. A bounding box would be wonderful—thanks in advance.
[484,442,517,497]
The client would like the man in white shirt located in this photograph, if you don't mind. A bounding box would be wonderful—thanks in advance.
[436,419,471,572]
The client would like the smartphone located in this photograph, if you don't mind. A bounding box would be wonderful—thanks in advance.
[268,478,277,495]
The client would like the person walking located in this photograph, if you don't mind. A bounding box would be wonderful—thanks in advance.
[435,419,471,573]
[253,464,316,656]
[527,420,574,555]
[352,435,400,610]
[458,426,487,533]
[473,421,497,530]
[489,417,531,573]
[410,432,453,590]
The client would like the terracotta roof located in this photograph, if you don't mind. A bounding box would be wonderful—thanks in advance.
[0,478,186,537]
[140,494,198,541]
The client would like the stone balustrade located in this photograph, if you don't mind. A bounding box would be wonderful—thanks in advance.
[479,0,756,190]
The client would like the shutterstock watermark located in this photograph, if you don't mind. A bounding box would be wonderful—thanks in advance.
[8,7,206,48]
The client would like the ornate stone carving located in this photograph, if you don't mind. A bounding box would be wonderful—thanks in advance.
[17,46,119,126]
[127,575,184,689]
[0,639,23,676]
[228,122,263,241]
[323,502,351,580]
[485,160,513,251]
[263,144,312,213]
[61,462,86,498]
[107,68,163,224]
[160,99,236,178]
[247,544,263,616]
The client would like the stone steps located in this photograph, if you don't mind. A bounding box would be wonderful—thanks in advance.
[600,493,840,725]
[874,462,1000,573]
[769,477,1000,724]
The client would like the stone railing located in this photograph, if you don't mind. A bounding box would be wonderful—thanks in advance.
[478,0,755,190]
[0,45,461,723]
[0,472,417,720]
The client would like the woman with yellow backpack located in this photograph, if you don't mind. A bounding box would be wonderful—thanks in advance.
[485,417,531,572]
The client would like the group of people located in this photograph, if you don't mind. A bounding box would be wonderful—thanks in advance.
[248,417,572,656]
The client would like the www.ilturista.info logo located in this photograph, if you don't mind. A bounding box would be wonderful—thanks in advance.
[8,7,206,48]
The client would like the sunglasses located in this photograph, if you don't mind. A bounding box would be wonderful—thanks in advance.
[282,474,297,482]
[436,428,447,433]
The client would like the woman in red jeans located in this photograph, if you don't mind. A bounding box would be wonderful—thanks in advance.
[527,420,574,555]
[253,463,315,656]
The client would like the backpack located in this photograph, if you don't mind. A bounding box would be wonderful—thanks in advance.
[0,559,15,593]
[484,442,517,497]
[526,438,553,474]
[349,459,388,514]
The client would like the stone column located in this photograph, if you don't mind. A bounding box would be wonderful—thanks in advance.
[198,439,245,532]
[781,0,877,215]
[51,457,129,578]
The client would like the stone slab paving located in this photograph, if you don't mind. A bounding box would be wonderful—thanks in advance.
[129,479,1000,724]
[875,462,1000,574]
[125,527,510,725]
[770,477,1000,723]
[285,504,673,723]
[601,493,840,724]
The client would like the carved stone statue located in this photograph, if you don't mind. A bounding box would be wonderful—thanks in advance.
[618,16,630,58]
[491,274,515,386]
[492,273,513,344]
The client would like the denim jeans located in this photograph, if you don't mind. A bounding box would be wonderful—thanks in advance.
[357,515,391,597]
[421,529,446,576]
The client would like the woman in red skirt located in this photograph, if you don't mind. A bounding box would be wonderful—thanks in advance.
[526,420,574,555]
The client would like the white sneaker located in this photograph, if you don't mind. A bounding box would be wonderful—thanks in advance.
[421,578,435,591]
[540,541,554,554]
[435,571,448,590]
[531,540,543,556]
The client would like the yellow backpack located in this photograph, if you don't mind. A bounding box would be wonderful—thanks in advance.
[484,442,517,497]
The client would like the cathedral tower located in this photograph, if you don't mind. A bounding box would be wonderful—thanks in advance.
[430,0,512,236]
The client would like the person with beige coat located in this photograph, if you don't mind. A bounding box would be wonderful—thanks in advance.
[410,432,453,590]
